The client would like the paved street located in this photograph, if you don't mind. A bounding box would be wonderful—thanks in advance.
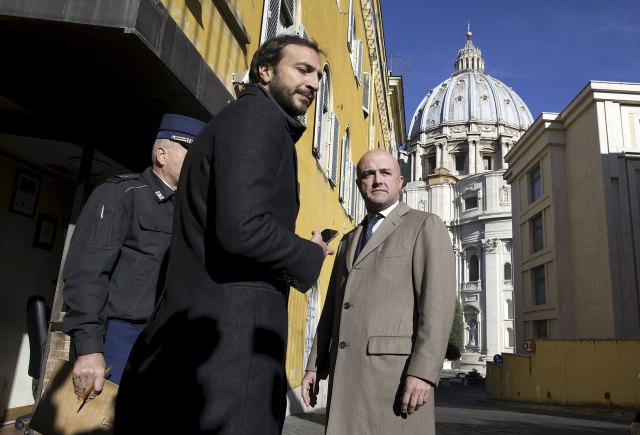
[0,382,630,434]
[283,382,632,434]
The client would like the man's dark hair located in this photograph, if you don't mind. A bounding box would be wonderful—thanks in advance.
[249,35,323,83]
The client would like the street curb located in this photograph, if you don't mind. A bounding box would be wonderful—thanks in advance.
[480,398,636,424]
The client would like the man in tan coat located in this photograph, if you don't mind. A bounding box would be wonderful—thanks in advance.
[302,149,455,434]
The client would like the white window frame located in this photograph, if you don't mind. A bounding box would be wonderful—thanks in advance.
[347,0,354,52]
[352,39,363,81]
[339,128,351,206]
[313,68,330,168]
[261,0,296,43]
[328,113,340,186]
[362,71,371,114]
[303,282,319,372]
[297,23,310,125]
[349,163,357,218]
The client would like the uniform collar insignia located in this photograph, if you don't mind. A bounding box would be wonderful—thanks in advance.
[155,190,165,201]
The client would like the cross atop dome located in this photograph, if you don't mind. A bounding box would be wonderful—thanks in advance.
[455,24,484,74]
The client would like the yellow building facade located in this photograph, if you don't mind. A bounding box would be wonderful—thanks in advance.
[487,339,640,410]
[0,0,402,420]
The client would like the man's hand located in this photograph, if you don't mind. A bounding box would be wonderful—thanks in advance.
[71,353,107,400]
[301,371,319,407]
[311,230,335,257]
[400,375,431,415]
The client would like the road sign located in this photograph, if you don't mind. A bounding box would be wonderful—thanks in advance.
[493,354,504,366]
[523,339,536,353]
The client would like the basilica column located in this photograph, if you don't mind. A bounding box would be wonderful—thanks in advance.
[482,238,501,356]
[468,140,476,175]
[413,147,421,181]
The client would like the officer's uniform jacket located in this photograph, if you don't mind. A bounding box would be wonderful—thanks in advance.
[62,166,175,357]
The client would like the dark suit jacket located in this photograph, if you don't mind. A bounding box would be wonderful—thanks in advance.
[115,85,324,434]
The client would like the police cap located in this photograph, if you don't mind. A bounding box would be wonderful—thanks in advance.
[156,114,206,148]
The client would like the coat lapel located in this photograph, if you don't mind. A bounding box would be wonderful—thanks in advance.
[352,203,410,268]
[345,226,363,273]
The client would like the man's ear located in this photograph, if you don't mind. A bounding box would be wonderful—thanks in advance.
[258,64,273,85]
[155,146,168,167]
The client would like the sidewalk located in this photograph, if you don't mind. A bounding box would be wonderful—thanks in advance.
[283,408,325,435]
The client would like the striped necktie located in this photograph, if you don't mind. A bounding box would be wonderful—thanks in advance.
[362,213,383,247]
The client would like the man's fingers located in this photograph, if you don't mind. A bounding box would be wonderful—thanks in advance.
[400,390,411,414]
[301,386,310,406]
[401,376,431,415]
[302,383,316,407]
[301,372,318,407]
[93,376,105,394]
[410,389,427,413]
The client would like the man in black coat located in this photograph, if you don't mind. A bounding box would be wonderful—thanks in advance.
[62,114,206,396]
[115,35,332,434]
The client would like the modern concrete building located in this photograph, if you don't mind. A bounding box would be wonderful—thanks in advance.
[400,30,533,373]
[504,81,640,345]
[0,0,402,421]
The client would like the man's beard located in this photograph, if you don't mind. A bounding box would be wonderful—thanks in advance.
[270,71,314,117]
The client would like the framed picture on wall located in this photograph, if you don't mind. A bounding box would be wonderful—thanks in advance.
[10,168,41,217]
[33,213,57,251]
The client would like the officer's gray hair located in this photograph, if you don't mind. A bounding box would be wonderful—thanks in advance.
[151,139,179,165]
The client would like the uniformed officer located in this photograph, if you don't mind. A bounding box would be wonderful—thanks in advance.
[62,114,206,398]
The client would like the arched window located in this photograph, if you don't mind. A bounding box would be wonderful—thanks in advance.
[339,128,353,216]
[469,255,479,282]
[313,66,336,182]
[303,282,319,368]
[506,327,514,348]
[505,299,513,320]
[504,262,512,281]
[455,152,466,173]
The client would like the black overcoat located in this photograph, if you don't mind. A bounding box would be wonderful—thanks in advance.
[115,85,324,434]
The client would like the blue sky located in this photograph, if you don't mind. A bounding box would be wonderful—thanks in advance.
[380,0,640,133]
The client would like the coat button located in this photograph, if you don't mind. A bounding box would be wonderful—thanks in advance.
[343,302,351,309]
[339,341,347,349]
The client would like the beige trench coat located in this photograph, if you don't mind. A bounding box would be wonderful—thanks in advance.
[307,203,456,434]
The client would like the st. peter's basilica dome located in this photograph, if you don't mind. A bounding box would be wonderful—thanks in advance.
[408,30,533,140]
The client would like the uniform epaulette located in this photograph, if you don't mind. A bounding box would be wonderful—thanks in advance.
[105,173,141,184]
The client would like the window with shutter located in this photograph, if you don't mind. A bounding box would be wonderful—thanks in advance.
[296,25,309,125]
[349,163,357,218]
[347,0,354,52]
[369,110,375,149]
[339,129,350,203]
[262,0,280,41]
[354,39,363,81]
[329,113,340,186]
[297,23,309,40]
[261,0,296,43]
[313,69,329,161]
[362,71,371,114]
[303,282,318,370]
[282,0,295,23]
